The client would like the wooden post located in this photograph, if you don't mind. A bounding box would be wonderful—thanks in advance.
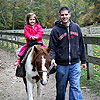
[6,35,9,47]
[17,36,21,48]
[0,34,1,44]
[11,35,14,48]
[1,35,4,46]
[86,44,94,79]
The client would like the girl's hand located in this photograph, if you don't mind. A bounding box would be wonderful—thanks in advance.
[32,36,37,40]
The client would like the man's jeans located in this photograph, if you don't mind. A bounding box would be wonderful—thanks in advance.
[56,62,82,100]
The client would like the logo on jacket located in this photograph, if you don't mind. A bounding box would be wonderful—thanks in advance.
[70,32,78,36]
[58,33,67,40]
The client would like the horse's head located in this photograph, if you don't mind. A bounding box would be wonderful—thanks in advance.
[31,45,51,85]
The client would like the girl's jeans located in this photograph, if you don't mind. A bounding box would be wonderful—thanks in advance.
[56,62,82,100]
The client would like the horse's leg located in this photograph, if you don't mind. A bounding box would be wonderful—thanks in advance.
[26,77,34,100]
[23,77,27,92]
[36,81,44,100]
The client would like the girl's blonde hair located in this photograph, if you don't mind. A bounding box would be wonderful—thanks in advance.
[26,13,39,25]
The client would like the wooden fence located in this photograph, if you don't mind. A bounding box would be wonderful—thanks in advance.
[0,31,100,79]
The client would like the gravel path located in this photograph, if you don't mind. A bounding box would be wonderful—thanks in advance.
[0,47,100,100]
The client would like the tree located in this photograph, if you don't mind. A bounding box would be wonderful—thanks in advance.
[8,0,31,29]
[44,0,60,27]
[83,0,100,6]
[79,3,100,26]
[31,0,60,28]
[0,0,12,29]
[0,0,60,29]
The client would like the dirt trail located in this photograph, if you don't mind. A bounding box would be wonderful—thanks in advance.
[0,47,100,100]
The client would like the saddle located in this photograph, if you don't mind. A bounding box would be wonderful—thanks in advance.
[21,41,43,64]
[15,41,43,78]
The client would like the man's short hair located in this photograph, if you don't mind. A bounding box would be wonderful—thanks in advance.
[59,7,70,13]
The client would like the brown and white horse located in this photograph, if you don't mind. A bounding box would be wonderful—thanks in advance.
[25,45,51,100]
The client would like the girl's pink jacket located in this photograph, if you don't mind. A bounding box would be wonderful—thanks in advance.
[18,24,46,57]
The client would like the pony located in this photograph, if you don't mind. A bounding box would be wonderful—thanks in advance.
[24,45,51,100]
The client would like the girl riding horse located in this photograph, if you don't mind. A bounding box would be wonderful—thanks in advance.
[15,13,46,66]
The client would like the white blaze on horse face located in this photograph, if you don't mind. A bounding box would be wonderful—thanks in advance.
[41,55,48,85]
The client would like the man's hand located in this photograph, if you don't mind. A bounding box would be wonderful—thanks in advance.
[82,64,86,69]
[32,36,37,40]
[51,59,57,67]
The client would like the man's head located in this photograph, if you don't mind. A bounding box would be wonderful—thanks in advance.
[59,7,71,26]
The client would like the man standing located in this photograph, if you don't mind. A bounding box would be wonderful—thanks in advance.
[49,7,86,100]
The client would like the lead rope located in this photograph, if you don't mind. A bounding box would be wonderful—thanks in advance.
[47,64,55,76]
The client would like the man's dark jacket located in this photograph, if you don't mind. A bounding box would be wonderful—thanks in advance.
[49,20,86,66]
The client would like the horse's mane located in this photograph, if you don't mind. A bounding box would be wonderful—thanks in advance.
[34,45,49,55]
[40,46,49,55]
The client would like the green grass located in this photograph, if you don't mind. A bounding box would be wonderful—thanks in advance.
[42,39,49,47]
[0,42,16,53]
[80,45,100,96]
[81,66,100,96]
[93,45,100,57]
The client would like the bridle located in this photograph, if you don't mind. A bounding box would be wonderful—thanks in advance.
[38,70,48,73]
[37,64,54,77]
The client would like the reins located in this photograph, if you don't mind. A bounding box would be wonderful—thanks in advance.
[37,64,54,76]
[47,64,54,74]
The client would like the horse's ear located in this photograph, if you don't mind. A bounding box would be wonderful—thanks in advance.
[46,47,51,53]
[34,46,38,54]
